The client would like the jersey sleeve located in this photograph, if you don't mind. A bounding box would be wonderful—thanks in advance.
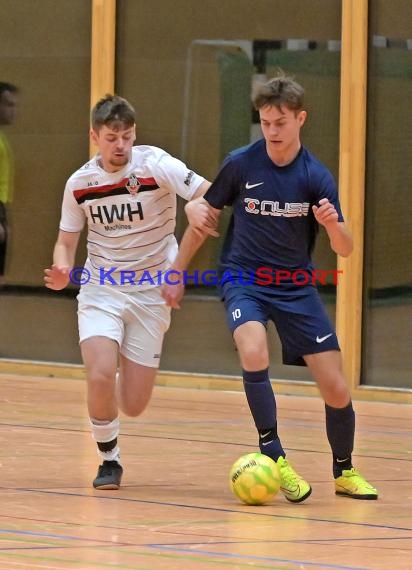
[59,181,86,232]
[314,168,344,222]
[154,152,206,201]
[204,156,240,209]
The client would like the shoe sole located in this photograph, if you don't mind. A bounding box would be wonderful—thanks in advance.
[283,486,312,503]
[93,482,121,490]
[335,491,378,500]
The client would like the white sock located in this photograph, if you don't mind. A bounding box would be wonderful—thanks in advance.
[90,417,121,464]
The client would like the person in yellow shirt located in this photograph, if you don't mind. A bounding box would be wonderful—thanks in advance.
[0,82,19,280]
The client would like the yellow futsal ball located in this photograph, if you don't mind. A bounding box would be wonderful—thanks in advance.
[229,452,281,505]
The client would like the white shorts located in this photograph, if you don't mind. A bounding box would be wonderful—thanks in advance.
[77,284,171,368]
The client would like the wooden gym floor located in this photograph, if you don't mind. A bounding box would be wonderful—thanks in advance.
[0,373,411,569]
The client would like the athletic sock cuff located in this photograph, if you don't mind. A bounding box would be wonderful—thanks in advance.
[90,416,120,443]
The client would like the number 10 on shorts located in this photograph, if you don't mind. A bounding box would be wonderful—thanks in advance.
[232,308,242,321]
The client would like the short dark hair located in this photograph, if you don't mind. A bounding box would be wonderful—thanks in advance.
[91,94,135,131]
[0,82,19,98]
[252,73,304,112]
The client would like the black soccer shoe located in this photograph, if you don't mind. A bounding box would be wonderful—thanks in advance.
[93,460,123,490]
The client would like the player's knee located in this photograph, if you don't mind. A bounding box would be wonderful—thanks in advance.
[88,369,116,392]
[117,382,154,417]
[324,379,350,408]
[239,344,269,370]
[118,398,148,417]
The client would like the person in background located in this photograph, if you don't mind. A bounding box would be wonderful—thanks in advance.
[0,82,19,283]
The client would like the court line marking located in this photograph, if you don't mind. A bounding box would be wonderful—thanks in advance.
[1,487,411,533]
[0,530,375,570]
[148,544,369,570]
[0,422,410,462]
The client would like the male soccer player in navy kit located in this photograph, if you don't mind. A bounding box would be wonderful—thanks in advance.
[162,73,378,501]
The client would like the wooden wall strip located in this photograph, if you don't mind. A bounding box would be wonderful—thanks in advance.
[336,0,368,391]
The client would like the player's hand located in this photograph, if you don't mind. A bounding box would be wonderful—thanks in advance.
[161,277,185,309]
[44,264,70,290]
[185,200,219,237]
[312,198,339,227]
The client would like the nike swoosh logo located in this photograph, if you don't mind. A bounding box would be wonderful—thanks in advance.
[245,181,264,189]
[316,333,333,343]
[281,485,299,495]
[259,431,271,439]
[261,440,274,446]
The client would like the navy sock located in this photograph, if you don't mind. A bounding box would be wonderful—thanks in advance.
[243,368,285,461]
[325,402,355,478]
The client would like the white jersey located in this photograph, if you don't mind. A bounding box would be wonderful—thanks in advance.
[60,145,205,290]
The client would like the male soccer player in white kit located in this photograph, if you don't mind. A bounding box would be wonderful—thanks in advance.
[44,94,209,489]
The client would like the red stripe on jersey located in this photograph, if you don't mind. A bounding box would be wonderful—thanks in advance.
[74,178,130,201]
[73,177,158,201]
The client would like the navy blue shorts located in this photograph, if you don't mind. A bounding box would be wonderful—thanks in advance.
[222,284,340,366]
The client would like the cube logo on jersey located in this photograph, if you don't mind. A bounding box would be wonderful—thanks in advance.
[126,174,141,197]
[244,197,310,217]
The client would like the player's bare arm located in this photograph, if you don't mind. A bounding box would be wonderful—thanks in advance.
[191,179,211,199]
[185,196,220,237]
[312,198,353,257]
[44,230,81,290]
[161,224,212,309]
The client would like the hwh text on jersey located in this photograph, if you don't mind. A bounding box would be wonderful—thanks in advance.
[89,202,144,224]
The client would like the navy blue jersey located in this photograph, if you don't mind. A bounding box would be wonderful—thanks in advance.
[204,140,343,293]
